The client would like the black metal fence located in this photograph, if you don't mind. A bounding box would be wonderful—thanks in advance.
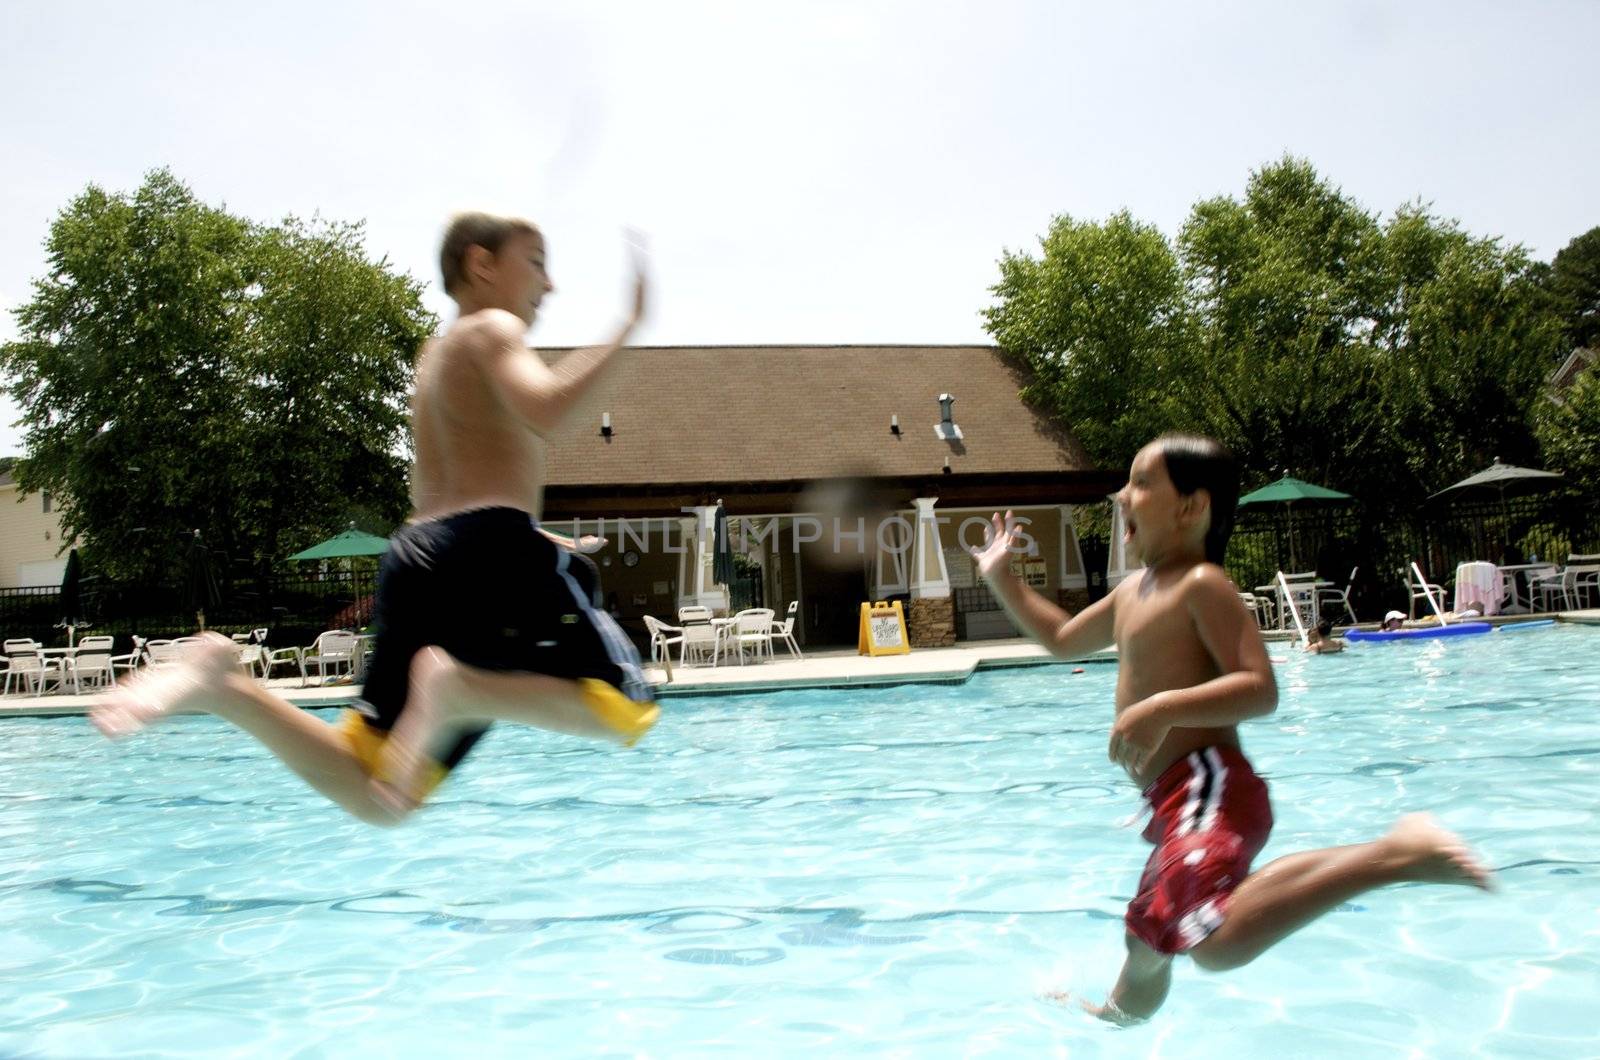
[1223,497,1599,621]
[726,566,765,614]
[0,567,378,652]
[6,498,1594,649]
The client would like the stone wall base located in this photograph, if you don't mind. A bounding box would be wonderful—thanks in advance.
[1057,588,1091,614]
[908,596,956,648]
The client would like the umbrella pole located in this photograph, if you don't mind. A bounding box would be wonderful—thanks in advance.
[1498,486,1510,559]
[1288,502,1299,571]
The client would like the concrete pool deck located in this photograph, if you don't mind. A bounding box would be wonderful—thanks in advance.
[4,609,1596,718]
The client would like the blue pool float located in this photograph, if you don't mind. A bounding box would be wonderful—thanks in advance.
[1346,622,1493,643]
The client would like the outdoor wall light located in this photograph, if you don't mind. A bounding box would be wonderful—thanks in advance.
[890,415,901,435]
[600,412,613,437]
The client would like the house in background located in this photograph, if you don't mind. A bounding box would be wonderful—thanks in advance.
[1549,346,1595,398]
[0,462,68,588]
[538,344,1122,648]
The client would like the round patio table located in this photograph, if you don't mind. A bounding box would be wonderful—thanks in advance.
[35,647,79,694]
[1253,579,1332,630]
[1453,562,1503,616]
[1497,563,1558,613]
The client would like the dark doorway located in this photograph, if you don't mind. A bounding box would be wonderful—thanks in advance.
[801,558,868,646]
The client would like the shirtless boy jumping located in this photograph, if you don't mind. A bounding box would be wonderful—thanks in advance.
[973,433,1490,1022]
[94,213,659,822]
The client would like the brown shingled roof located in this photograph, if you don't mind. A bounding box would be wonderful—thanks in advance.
[541,345,1092,486]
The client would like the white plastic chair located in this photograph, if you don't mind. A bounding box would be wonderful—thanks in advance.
[234,641,269,679]
[111,636,148,682]
[263,642,308,685]
[726,608,775,665]
[1238,592,1272,631]
[769,601,797,634]
[143,639,181,666]
[678,622,719,666]
[2,640,48,696]
[678,605,713,625]
[1525,566,1566,612]
[1406,566,1448,619]
[302,630,357,684]
[66,636,116,692]
[1276,573,1320,631]
[770,602,802,658]
[643,615,684,663]
[1317,567,1359,625]
[228,628,271,678]
[1565,556,1600,609]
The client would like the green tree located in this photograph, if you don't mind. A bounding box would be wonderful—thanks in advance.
[985,157,1568,514]
[0,170,435,582]
[983,210,1191,467]
[1545,225,1600,349]
[1375,207,1562,491]
[1536,369,1600,507]
[1175,158,1390,486]
[234,216,425,568]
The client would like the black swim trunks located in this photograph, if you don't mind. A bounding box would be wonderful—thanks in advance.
[346,507,657,789]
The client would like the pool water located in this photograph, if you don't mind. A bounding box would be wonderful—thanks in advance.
[2,626,1597,1057]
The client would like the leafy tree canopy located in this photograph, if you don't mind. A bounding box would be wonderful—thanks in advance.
[985,157,1568,512]
[1545,225,1600,350]
[0,169,436,581]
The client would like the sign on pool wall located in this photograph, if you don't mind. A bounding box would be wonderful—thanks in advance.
[858,600,910,656]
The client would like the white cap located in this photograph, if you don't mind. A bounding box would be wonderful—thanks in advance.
[1384,610,1406,622]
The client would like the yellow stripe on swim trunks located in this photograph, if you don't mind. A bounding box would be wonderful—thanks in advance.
[338,710,449,800]
[580,679,660,746]
[338,682,656,801]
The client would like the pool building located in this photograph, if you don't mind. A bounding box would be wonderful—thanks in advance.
[538,344,1122,648]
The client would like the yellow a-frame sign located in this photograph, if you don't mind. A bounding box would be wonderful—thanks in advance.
[858,600,911,656]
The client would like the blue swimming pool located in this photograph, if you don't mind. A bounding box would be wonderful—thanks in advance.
[2,625,1596,1056]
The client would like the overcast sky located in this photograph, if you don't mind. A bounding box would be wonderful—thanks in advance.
[3,0,1596,456]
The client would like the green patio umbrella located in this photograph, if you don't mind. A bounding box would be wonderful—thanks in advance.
[287,527,391,561]
[1238,475,1354,570]
[289,527,389,631]
[1238,475,1354,507]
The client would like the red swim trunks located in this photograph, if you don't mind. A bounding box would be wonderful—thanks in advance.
[1124,745,1273,955]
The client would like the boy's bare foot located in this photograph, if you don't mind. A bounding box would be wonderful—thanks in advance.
[1383,813,1493,890]
[91,633,239,739]
[1043,991,1143,1026]
[371,646,462,812]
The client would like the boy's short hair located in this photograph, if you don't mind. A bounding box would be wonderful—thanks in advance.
[1154,434,1239,565]
[1316,618,1334,636]
[439,212,541,297]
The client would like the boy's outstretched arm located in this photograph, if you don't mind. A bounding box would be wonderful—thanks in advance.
[974,511,1116,660]
[1109,565,1277,775]
[486,255,647,435]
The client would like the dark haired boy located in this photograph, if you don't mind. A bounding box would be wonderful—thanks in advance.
[974,434,1490,1021]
